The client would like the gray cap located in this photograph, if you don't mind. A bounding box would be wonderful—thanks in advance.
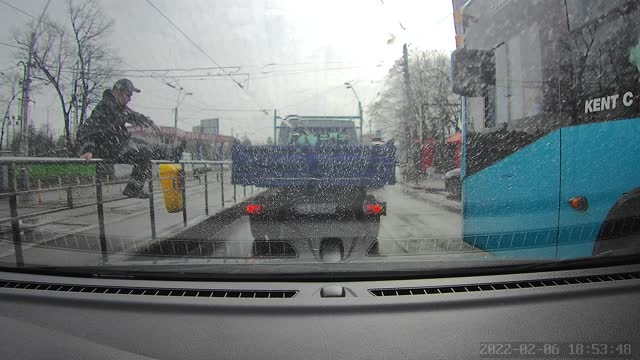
[113,78,141,93]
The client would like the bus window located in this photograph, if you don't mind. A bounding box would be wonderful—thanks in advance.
[492,23,544,130]
[566,0,627,31]
[509,23,543,125]
[566,1,640,124]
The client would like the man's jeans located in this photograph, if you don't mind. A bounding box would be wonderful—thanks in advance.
[116,138,180,188]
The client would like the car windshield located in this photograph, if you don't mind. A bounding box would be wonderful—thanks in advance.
[279,118,359,145]
[0,0,638,278]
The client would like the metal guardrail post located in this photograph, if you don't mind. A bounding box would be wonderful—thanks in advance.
[75,177,81,198]
[148,177,157,239]
[220,163,225,207]
[180,165,187,226]
[37,179,42,204]
[243,185,246,198]
[16,167,30,202]
[8,162,23,267]
[204,165,209,216]
[96,178,108,263]
[66,176,74,209]
[21,167,29,192]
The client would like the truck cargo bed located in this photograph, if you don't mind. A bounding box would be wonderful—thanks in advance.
[232,144,396,188]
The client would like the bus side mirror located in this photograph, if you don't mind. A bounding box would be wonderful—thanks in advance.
[451,48,495,97]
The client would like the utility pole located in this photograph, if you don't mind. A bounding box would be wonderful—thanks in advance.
[11,116,15,150]
[18,0,51,159]
[366,102,370,135]
[402,43,412,144]
[344,82,363,140]
[2,102,12,151]
[46,108,50,138]
[402,44,412,107]
[359,99,364,139]
[165,82,191,145]
[19,33,35,157]
[402,43,418,182]
[72,63,79,136]
[173,106,178,135]
[273,109,277,145]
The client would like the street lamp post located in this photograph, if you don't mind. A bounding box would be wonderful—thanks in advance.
[345,82,364,140]
[166,82,192,144]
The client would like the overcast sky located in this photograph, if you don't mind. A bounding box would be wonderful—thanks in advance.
[0,0,455,143]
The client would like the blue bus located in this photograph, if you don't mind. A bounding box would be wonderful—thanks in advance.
[451,0,640,258]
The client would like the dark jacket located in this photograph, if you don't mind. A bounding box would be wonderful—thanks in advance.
[76,89,156,158]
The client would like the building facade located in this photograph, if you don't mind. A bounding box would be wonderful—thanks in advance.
[128,126,235,160]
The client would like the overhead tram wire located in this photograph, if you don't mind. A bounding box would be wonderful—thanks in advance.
[0,0,35,18]
[0,0,207,126]
[0,0,395,115]
[0,1,223,107]
[0,0,245,122]
[144,0,272,112]
[0,41,26,50]
[0,0,163,85]
[144,0,242,88]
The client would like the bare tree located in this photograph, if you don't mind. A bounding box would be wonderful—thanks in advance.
[369,61,406,138]
[14,0,119,154]
[68,0,119,127]
[369,49,461,177]
[17,18,78,152]
[406,50,460,142]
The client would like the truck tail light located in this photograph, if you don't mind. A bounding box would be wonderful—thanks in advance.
[364,203,384,215]
[246,203,264,215]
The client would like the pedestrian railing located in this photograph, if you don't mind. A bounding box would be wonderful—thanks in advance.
[0,157,258,267]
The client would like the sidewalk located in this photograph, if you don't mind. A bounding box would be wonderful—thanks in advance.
[0,169,234,219]
[0,171,262,261]
[399,167,447,192]
[403,175,446,193]
[398,171,462,213]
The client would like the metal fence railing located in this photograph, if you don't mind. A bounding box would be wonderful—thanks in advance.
[0,157,257,267]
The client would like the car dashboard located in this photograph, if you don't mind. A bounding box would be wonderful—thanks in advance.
[0,263,639,359]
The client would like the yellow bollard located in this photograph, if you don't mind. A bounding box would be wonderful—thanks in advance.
[37,179,42,204]
[58,178,63,201]
[159,164,184,213]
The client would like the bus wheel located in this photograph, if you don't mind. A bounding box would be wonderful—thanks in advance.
[593,189,640,256]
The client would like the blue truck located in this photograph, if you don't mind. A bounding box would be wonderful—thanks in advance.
[232,115,396,241]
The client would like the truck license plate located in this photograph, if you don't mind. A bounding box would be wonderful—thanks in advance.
[295,204,337,214]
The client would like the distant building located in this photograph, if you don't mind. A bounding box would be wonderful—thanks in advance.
[192,125,202,133]
[198,118,219,135]
[128,125,235,160]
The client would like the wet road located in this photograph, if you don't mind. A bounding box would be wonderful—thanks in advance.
[152,183,475,261]
[0,182,485,267]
